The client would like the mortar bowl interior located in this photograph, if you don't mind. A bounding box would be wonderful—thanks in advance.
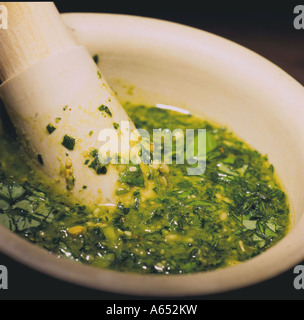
[0,13,304,296]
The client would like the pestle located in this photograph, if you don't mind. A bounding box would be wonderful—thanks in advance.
[0,2,160,209]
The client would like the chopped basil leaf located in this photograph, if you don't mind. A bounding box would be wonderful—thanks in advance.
[37,154,44,165]
[119,165,145,188]
[98,105,112,117]
[93,54,99,64]
[88,157,107,175]
[61,135,76,151]
[46,124,56,134]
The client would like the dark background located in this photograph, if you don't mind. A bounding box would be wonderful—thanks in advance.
[1,0,304,300]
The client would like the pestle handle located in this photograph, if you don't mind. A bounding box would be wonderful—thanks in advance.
[0,2,148,206]
[0,2,76,83]
[0,2,160,207]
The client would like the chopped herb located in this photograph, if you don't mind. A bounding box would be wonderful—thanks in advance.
[117,202,130,215]
[98,105,112,117]
[119,165,145,188]
[116,188,130,196]
[133,191,141,210]
[206,132,217,154]
[55,117,61,124]
[243,219,257,230]
[93,54,99,64]
[96,166,107,175]
[37,154,44,165]
[61,135,76,151]
[89,131,93,137]
[113,122,119,130]
[82,185,87,189]
[85,149,108,175]
[97,70,102,79]
[46,124,56,134]
[88,157,107,175]
[90,149,99,157]
[63,105,68,111]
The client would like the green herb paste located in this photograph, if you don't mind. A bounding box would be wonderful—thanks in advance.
[0,103,290,274]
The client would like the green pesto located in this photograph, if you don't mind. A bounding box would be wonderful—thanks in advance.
[0,103,290,275]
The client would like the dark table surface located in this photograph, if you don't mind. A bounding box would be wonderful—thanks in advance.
[1,2,304,300]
